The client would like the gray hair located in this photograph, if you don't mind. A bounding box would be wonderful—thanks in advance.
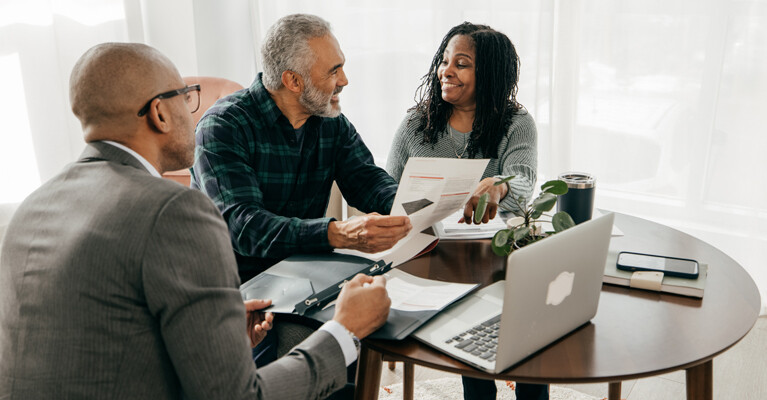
[261,14,332,91]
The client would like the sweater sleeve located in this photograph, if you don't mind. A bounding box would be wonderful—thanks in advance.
[385,114,412,182]
[496,111,538,214]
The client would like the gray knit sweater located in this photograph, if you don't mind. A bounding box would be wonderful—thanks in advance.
[386,109,538,213]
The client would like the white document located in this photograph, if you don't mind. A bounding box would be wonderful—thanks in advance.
[434,210,507,240]
[391,157,490,234]
[384,268,478,312]
[336,158,489,265]
[335,231,437,267]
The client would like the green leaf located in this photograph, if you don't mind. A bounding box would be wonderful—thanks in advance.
[541,180,569,195]
[491,229,512,256]
[494,175,516,186]
[492,243,512,257]
[552,211,576,232]
[531,192,557,213]
[530,207,543,219]
[506,216,525,229]
[512,226,530,242]
[474,193,490,224]
[493,229,510,247]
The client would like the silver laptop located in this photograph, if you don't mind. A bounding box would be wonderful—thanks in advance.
[412,212,614,373]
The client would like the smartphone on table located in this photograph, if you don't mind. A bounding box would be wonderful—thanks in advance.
[616,251,699,279]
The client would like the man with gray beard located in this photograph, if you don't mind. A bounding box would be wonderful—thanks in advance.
[191,13,411,283]
[191,16,410,389]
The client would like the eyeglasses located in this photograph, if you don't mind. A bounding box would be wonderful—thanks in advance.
[137,84,201,117]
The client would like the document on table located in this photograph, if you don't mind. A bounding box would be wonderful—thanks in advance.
[434,209,507,240]
[384,268,478,312]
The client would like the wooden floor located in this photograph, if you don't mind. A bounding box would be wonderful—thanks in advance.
[380,316,767,399]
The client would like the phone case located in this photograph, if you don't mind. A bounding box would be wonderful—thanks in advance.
[616,251,699,279]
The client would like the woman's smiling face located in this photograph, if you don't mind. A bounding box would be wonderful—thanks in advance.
[437,35,476,109]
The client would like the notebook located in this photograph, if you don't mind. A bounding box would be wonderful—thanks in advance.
[412,213,615,373]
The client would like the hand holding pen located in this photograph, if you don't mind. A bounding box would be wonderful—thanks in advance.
[332,274,390,339]
[296,260,392,315]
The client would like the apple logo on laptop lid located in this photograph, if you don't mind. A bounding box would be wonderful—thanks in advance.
[546,271,575,306]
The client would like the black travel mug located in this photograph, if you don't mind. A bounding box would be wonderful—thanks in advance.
[556,172,595,225]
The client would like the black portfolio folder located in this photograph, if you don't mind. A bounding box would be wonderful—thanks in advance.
[240,253,475,340]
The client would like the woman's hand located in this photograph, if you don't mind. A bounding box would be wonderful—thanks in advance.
[461,177,508,224]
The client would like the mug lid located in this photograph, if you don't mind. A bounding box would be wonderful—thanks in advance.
[558,172,595,188]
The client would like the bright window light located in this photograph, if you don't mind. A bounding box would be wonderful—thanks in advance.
[53,0,125,26]
[0,0,124,28]
[0,1,52,27]
[0,53,41,203]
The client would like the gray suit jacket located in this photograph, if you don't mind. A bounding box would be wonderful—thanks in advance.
[0,142,347,399]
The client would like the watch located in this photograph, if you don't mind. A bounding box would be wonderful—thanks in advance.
[346,328,361,352]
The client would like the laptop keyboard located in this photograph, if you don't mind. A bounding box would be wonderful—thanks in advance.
[444,314,500,362]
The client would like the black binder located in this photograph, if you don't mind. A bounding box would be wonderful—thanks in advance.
[240,253,476,340]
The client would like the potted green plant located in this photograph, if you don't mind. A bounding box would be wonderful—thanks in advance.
[475,177,576,256]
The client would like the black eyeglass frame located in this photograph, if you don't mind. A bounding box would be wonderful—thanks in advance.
[137,84,201,117]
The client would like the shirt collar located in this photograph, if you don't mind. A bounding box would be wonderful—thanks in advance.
[249,73,284,128]
[101,140,162,178]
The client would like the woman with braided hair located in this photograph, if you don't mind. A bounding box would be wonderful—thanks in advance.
[387,22,538,226]
[386,22,546,400]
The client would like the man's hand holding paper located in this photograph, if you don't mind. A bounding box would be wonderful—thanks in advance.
[328,213,412,253]
[335,158,490,267]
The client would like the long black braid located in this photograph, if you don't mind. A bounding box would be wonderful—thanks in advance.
[411,22,522,158]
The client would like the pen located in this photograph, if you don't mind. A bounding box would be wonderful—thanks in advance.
[321,272,389,311]
[295,260,392,316]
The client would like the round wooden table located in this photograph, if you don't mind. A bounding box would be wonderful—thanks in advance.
[354,212,761,400]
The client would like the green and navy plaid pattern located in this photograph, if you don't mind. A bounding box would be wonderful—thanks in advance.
[191,73,397,279]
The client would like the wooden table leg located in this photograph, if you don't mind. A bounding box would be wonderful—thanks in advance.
[403,362,414,400]
[355,346,384,400]
[686,360,713,400]
[608,382,621,400]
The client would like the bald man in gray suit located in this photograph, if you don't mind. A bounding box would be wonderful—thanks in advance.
[0,43,390,399]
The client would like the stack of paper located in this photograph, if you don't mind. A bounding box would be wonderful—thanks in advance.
[433,210,507,240]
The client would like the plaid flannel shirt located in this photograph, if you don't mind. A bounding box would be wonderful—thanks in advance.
[191,74,397,280]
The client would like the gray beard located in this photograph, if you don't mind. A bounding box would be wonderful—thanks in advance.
[299,79,341,118]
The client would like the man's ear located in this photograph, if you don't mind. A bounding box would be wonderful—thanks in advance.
[281,70,303,94]
[146,99,172,133]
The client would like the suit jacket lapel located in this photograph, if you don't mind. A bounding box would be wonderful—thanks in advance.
[78,142,151,175]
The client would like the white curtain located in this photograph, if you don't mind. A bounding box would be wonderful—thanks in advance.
[0,0,128,203]
[1,0,765,314]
